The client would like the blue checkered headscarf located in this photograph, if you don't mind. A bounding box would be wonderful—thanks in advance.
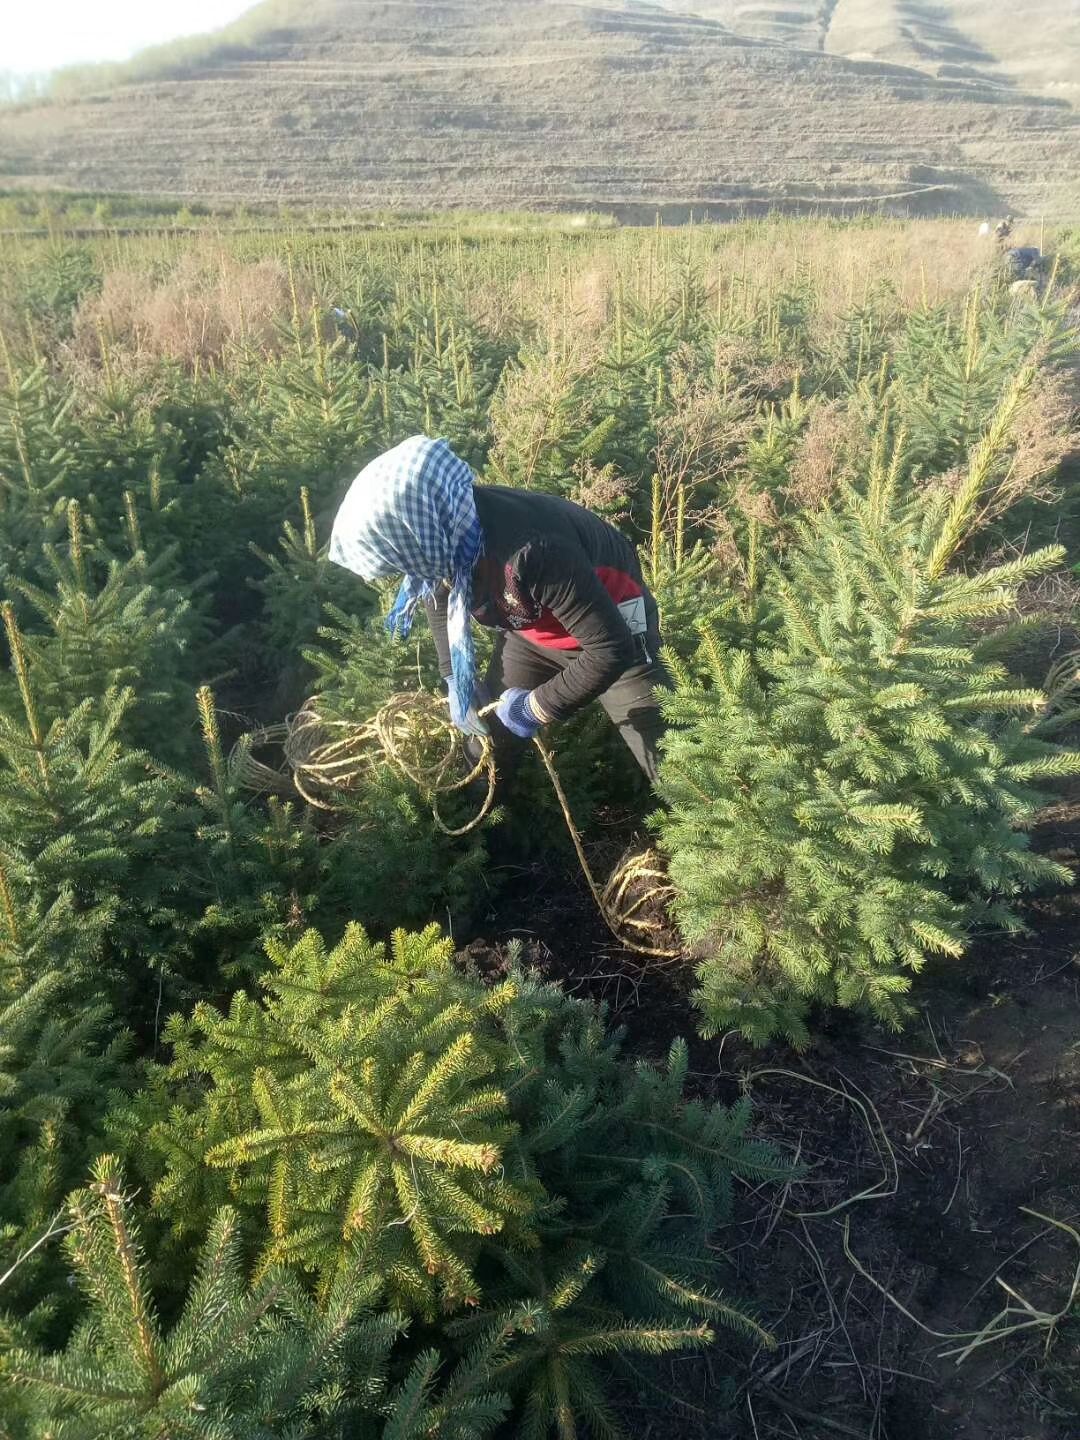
[329,436,483,727]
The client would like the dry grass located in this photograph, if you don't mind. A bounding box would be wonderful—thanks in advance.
[652,358,753,504]
[571,460,630,521]
[710,218,1008,316]
[785,398,863,510]
[998,375,1080,517]
[67,253,317,370]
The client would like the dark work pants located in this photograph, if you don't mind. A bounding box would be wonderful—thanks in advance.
[487,630,670,784]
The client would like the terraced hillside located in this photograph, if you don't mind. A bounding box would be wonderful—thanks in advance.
[1,0,1077,216]
[659,0,1080,99]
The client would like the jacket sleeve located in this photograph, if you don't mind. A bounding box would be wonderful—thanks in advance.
[519,541,637,724]
[424,586,454,680]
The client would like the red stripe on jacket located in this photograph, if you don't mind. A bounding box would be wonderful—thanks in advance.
[517,567,642,651]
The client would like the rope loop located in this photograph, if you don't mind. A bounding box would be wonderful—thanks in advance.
[230,690,680,957]
[231,690,497,836]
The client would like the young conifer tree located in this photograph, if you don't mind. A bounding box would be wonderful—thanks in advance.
[0,972,127,1318]
[449,1248,712,1440]
[655,366,1080,1046]
[108,926,781,1436]
[0,351,75,592]
[0,605,183,1003]
[196,308,377,558]
[487,342,619,497]
[301,602,491,932]
[892,288,1076,471]
[186,685,320,980]
[66,368,174,522]
[8,501,198,763]
[447,996,781,1438]
[382,299,499,462]
[0,1155,509,1440]
[248,486,358,689]
[114,924,537,1315]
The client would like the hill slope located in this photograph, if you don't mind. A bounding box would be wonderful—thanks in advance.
[1,0,1077,217]
[658,0,1080,100]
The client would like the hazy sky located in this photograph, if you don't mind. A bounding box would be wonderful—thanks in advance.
[5,1,256,76]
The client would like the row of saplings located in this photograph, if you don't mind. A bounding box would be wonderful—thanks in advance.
[4,372,1080,1438]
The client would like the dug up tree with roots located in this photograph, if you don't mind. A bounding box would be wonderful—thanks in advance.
[655,364,1080,1048]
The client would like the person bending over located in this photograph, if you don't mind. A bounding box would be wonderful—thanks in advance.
[329,434,668,781]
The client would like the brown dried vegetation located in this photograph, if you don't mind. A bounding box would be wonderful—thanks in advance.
[67,255,317,370]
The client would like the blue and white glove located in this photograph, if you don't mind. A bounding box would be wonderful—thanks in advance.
[495,687,544,740]
[447,678,489,738]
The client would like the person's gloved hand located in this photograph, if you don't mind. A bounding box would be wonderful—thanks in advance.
[495,687,543,740]
[447,678,489,738]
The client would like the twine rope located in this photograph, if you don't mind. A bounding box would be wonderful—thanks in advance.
[231,690,680,958]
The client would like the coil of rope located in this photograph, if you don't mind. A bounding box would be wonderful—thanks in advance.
[230,690,680,959]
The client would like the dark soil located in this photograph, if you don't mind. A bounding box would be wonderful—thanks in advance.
[459,807,1080,1440]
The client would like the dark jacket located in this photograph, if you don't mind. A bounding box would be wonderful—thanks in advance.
[428,486,658,724]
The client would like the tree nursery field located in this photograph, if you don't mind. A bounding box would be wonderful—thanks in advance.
[0,212,1079,1439]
